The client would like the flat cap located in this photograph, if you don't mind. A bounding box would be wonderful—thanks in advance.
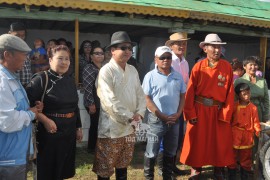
[0,34,31,52]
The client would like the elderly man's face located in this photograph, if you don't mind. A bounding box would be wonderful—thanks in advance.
[4,51,28,72]
[170,41,187,58]
[204,44,222,61]
[111,42,132,64]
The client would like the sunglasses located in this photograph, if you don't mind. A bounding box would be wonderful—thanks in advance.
[117,46,133,51]
[93,52,104,56]
[159,56,172,60]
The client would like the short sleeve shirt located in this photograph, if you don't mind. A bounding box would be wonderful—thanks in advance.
[142,66,186,115]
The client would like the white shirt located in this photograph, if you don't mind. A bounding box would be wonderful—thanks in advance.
[97,58,146,138]
[171,52,189,85]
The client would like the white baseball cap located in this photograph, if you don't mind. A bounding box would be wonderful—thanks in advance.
[155,46,172,57]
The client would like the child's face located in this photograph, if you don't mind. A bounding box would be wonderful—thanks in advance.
[239,90,251,103]
[234,68,244,76]
[34,39,43,48]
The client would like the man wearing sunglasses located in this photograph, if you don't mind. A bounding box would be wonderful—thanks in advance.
[93,31,146,180]
[142,46,186,179]
[155,32,190,177]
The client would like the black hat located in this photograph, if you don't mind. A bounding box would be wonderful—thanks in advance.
[106,31,136,49]
[9,22,26,32]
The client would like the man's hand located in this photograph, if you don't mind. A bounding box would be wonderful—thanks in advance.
[35,101,43,113]
[29,107,39,119]
[189,118,198,125]
[76,128,83,142]
[129,113,142,130]
[132,113,142,121]
[88,104,96,114]
[167,113,180,122]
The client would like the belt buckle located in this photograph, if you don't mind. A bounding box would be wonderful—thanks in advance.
[66,113,73,118]
[203,98,213,106]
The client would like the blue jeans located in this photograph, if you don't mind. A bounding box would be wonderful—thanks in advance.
[0,164,27,180]
[144,113,179,158]
[159,113,184,152]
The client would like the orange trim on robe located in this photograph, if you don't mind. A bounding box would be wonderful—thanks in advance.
[180,58,235,167]
[231,101,261,149]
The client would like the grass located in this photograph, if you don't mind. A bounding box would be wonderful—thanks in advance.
[27,142,219,180]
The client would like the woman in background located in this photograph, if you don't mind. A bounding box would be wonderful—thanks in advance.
[231,60,244,81]
[234,56,270,123]
[83,46,104,153]
[79,40,92,83]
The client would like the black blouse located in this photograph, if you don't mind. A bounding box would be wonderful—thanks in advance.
[26,69,82,128]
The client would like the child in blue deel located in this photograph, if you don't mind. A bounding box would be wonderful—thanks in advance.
[30,38,49,73]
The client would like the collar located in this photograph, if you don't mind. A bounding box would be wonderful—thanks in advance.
[237,100,251,108]
[154,65,177,77]
[48,69,64,78]
[242,73,257,81]
[0,64,18,80]
[110,58,128,72]
[172,51,186,62]
[91,61,100,69]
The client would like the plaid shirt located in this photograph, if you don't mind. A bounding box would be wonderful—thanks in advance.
[82,63,99,107]
[16,57,32,87]
[79,54,91,83]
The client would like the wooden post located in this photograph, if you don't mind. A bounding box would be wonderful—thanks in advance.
[75,19,79,86]
[260,37,267,76]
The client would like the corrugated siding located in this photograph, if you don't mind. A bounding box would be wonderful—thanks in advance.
[0,0,269,28]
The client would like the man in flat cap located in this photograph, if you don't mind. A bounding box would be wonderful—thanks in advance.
[8,22,32,87]
[92,31,146,179]
[143,46,186,179]
[180,33,234,179]
[0,34,41,180]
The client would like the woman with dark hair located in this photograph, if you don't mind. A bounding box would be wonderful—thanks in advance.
[234,56,269,177]
[46,39,58,50]
[83,46,104,153]
[79,40,92,83]
[25,45,83,180]
[231,60,244,81]
[234,56,270,123]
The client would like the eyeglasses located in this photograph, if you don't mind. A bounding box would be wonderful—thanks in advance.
[93,52,104,56]
[172,41,187,46]
[84,45,92,48]
[159,56,172,60]
[117,46,133,51]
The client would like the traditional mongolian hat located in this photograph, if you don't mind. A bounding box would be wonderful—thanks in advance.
[199,33,226,49]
